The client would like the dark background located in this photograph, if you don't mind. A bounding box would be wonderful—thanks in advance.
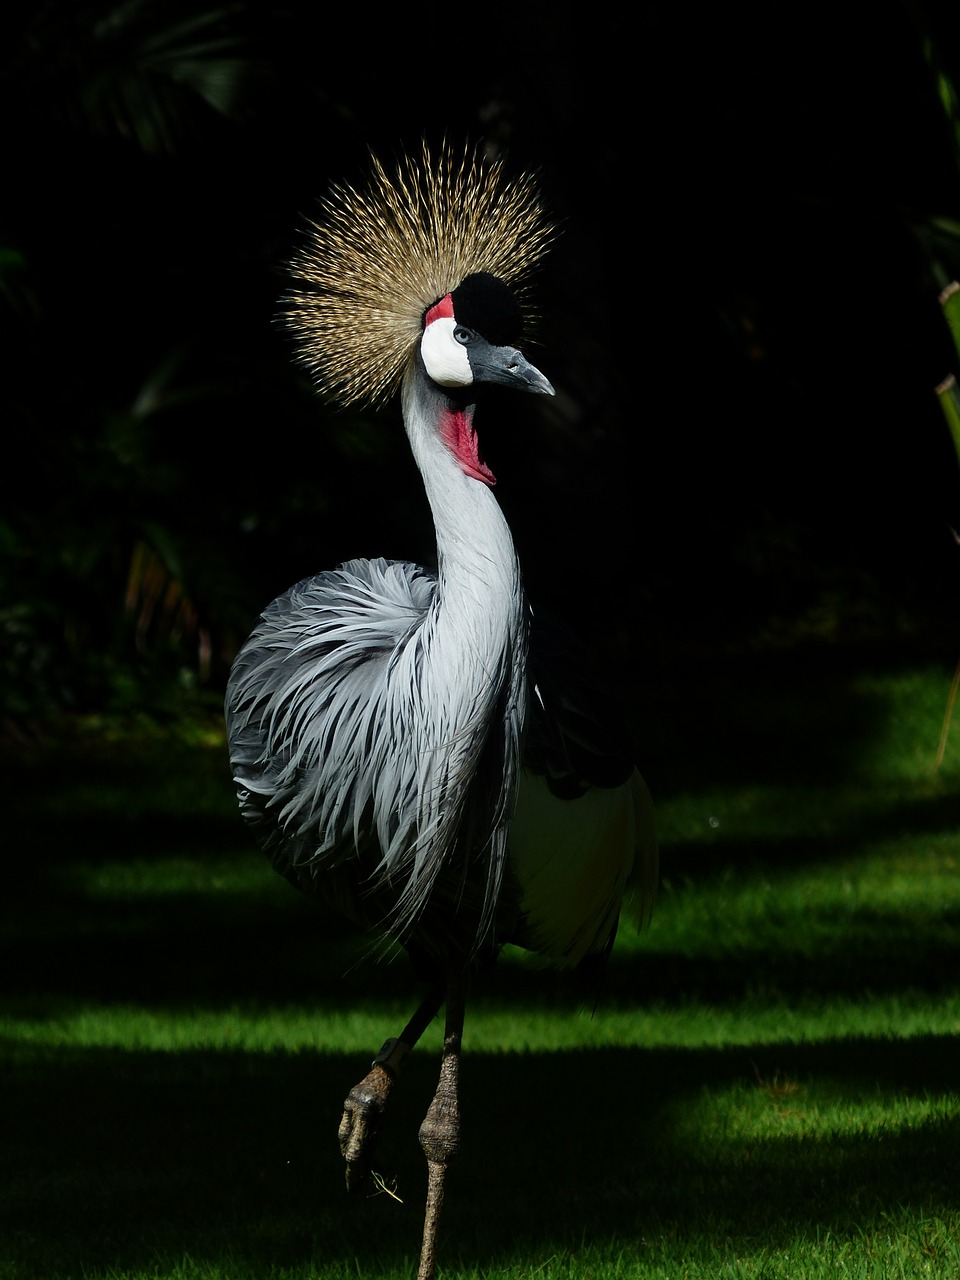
[5,0,960,743]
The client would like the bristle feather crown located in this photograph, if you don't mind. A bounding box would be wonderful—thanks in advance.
[285,142,555,409]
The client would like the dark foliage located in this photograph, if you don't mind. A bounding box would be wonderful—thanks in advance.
[4,1,960,729]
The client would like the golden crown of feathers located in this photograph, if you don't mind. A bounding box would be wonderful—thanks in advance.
[284,142,556,409]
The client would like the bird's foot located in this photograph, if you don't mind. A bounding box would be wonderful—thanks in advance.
[338,1038,409,1193]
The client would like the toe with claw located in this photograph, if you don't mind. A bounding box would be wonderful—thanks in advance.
[338,1038,410,1191]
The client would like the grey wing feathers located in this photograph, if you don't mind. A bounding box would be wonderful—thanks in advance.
[225,557,437,885]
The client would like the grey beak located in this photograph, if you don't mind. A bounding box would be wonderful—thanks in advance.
[468,340,555,396]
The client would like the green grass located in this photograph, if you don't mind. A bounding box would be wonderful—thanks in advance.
[2,661,960,1278]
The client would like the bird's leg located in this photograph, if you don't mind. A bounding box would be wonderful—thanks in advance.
[338,982,445,1193]
[416,972,466,1280]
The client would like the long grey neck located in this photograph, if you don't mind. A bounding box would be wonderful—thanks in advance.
[401,360,525,648]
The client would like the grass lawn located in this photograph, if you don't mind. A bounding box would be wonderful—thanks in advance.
[2,658,960,1279]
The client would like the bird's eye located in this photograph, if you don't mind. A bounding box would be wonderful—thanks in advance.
[453,326,473,345]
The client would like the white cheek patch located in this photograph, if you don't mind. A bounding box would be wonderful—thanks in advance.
[420,317,473,387]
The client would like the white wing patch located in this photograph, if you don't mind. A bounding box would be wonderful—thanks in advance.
[508,767,657,966]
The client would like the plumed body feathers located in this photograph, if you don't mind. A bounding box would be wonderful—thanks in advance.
[226,556,655,969]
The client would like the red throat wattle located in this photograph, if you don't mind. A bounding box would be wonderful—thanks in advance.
[439,405,496,486]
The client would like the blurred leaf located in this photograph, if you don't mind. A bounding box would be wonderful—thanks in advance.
[935,370,960,471]
[8,0,258,156]
[921,26,960,173]
[88,1,255,147]
[935,283,960,478]
[125,536,211,679]
[926,215,960,239]
[939,280,960,365]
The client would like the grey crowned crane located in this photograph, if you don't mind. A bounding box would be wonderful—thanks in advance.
[224,143,658,1280]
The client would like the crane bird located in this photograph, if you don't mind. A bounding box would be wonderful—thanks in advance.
[225,142,657,1280]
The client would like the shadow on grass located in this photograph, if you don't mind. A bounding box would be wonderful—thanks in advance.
[2,1034,959,1279]
[4,867,960,1014]
[636,649,925,794]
